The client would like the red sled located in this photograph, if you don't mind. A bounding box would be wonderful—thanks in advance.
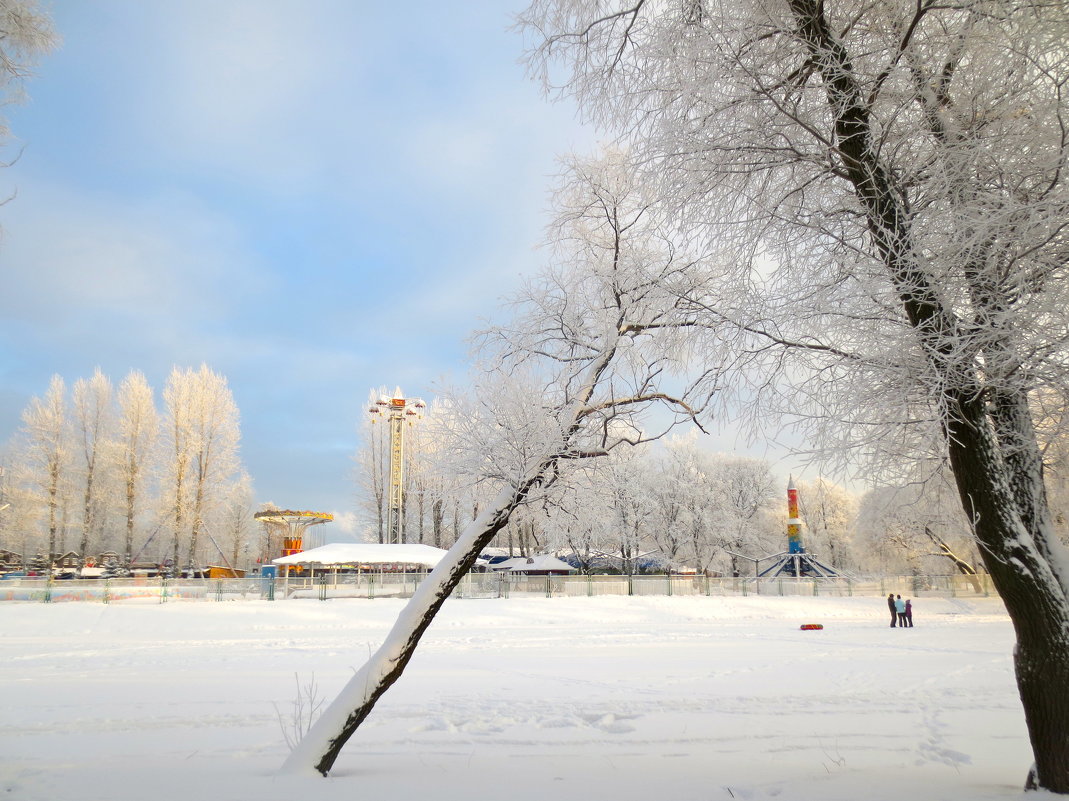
[800,623,824,630]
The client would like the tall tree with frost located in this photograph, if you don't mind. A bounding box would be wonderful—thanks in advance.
[72,368,113,568]
[184,365,240,570]
[796,477,857,571]
[161,368,195,570]
[18,375,68,563]
[521,0,1069,790]
[220,472,255,570]
[116,371,158,565]
[282,151,721,776]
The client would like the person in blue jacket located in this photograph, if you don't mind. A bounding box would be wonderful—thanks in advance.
[895,595,907,627]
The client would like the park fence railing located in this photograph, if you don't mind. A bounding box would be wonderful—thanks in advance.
[0,571,996,604]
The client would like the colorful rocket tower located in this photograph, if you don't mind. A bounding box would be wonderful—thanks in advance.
[787,477,804,554]
[757,477,842,579]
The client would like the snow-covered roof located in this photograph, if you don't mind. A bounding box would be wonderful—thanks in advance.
[272,543,450,568]
[491,554,576,573]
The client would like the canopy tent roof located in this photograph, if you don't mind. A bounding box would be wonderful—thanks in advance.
[271,542,449,568]
[253,509,334,528]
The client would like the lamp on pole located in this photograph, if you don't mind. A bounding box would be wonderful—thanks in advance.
[368,388,425,544]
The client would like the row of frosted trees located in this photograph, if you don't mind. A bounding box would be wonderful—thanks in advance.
[356,407,1011,578]
[1,365,254,573]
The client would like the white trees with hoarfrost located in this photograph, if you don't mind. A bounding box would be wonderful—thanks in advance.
[184,366,240,570]
[282,151,723,776]
[520,0,1069,790]
[116,371,158,565]
[72,368,114,569]
[796,477,857,572]
[17,375,69,562]
[160,366,241,571]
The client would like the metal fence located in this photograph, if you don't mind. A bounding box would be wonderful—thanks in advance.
[0,571,996,604]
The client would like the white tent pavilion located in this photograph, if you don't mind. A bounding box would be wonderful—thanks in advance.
[271,543,450,571]
[490,554,576,574]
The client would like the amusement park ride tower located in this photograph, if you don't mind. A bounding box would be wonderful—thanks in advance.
[368,388,426,545]
[756,477,842,579]
[253,509,334,572]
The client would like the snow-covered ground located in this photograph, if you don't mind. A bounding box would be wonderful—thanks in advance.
[0,595,1045,800]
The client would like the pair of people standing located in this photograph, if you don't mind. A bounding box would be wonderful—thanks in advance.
[887,593,914,627]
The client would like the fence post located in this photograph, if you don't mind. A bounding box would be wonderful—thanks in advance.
[628,574,634,596]
[103,578,111,605]
[666,574,673,597]
[160,577,168,604]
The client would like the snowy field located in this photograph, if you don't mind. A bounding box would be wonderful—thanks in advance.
[0,595,1045,801]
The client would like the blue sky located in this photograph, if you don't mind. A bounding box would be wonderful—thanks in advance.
[0,0,597,536]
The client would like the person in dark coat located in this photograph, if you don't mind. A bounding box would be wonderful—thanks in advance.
[905,599,914,628]
[887,593,897,627]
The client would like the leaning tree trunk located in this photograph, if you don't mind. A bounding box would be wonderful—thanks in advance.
[281,477,542,776]
[281,343,620,776]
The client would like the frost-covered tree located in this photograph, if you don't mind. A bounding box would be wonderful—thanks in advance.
[283,150,722,776]
[644,438,780,575]
[160,365,241,571]
[183,366,240,570]
[540,451,650,572]
[856,467,981,581]
[219,472,255,570]
[161,368,195,569]
[796,477,857,572]
[709,454,780,574]
[595,447,655,573]
[116,371,158,565]
[18,375,69,563]
[521,1,1069,789]
[72,368,114,569]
